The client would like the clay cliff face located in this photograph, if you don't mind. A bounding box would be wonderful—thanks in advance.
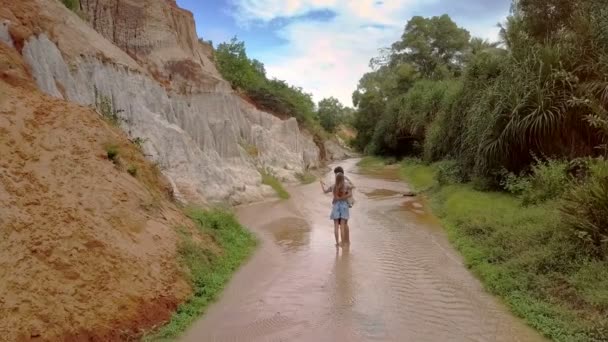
[0,39,205,340]
[79,0,222,92]
[1,0,321,205]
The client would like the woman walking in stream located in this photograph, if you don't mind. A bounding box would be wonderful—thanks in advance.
[321,172,352,247]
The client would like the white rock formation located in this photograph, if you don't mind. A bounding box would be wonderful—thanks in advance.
[3,0,322,204]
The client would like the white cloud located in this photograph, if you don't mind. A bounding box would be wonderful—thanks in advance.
[231,0,338,22]
[231,0,507,107]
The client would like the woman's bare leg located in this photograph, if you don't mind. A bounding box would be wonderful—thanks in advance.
[342,219,350,244]
[334,220,341,246]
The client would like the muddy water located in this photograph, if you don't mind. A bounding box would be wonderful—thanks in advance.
[182,159,546,342]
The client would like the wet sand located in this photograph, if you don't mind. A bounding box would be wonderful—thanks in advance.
[181,159,546,342]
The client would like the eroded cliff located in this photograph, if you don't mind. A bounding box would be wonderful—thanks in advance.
[1,0,321,205]
[0,38,211,340]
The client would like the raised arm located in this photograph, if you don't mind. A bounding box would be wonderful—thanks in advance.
[320,180,332,194]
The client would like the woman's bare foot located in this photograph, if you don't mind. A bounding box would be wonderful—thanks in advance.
[335,242,342,247]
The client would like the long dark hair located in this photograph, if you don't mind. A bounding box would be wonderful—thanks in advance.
[333,173,345,197]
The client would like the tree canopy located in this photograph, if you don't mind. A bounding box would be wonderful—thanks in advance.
[215,37,355,137]
[317,97,345,133]
[215,37,315,126]
[351,1,608,180]
[390,15,471,79]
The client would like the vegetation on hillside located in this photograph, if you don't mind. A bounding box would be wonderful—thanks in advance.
[352,0,607,176]
[352,0,608,257]
[352,1,608,338]
[61,0,80,11]
[360,157,608,341]
[144,209,256,340]
[215,37,352,137]
[215,38,316,126]
[317,97,353,133]
[260,169,290,199]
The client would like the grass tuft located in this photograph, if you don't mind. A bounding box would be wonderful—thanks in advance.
[104,144,119,164]
[143,209,257,340]
[399,159,437,191]
[260,169,290,199]
[127,165,137,177]
[131,137,148,152]
[295,171,316,184]
[356,156,388,173]
[244,144,259,157]
[61,0,80,11]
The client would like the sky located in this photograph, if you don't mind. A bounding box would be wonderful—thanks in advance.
[176,0,512,107]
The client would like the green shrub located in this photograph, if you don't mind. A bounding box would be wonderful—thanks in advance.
[127,165,137,177]
[435,159,465,185]
[471,176,495,191]
[356,156,387,173]
[61,0,80,11]
[239,142,259,157]
[144,209,256,340]
[131,137,148,152]
[429,182,607,341]
[260,169,289,199]
[215,37,321,132]
[502,159,570,205]
[502,172,532,196]
[399,159,437,191]
[560,159,608,257]
[295,171,316,184]
[317,97,345,133]
[94,87,124,126]
[384,157,398,165]
[104,144,119,163]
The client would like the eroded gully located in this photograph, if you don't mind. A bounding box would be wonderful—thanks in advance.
[181,158,546,342]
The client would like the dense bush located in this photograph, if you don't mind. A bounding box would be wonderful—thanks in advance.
[61,0,80,11]
[352,0,608,183]
[317,97,348,133]
[435,160,465,185]
[215,37,353,136]
[356,3,608,336]
[502,158,570,205]
[215,38,317,125]
[561,159,608,257]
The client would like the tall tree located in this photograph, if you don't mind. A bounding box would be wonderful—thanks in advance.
[317,97,344,133]
[215,37,264,90]
[391,15,471,78]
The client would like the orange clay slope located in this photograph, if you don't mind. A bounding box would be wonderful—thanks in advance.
[0,41,218,341]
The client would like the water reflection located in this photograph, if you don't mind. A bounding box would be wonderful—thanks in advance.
[334,245,354,314]
[264,217,311,252]
[398,197,441,226]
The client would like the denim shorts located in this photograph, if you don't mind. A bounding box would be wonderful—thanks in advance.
[330,200,350,220]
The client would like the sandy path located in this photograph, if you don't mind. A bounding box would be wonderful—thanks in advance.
[181,159,546,342]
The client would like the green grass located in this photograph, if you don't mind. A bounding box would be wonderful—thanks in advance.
[143,209,257,341]
[394,162,608,341]
[104,143,119,164]
[398,159,437,191]
[239,142,259,157]
[356,156,388,173]
[131,137,148,152]
[295,171,316,184]
[127,165,138,176]
[61,0,80,11]
[261,170,290,199]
